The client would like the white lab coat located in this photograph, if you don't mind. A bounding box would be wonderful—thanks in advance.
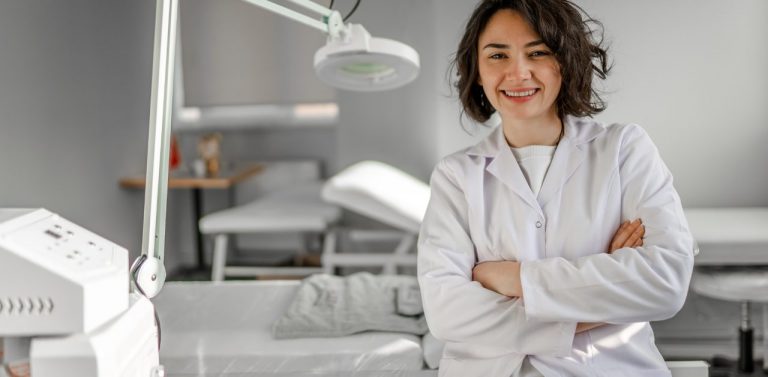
[417,116,694,377]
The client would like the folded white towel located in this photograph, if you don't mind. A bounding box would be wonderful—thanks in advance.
[273,272,429,339]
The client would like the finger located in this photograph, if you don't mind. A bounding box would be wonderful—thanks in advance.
[626,218,643,232]
[622,234,643,247]
[609,221,629,251]
[634,225,646,247]
[624,219,643,236]
[623,223,645,248]
[611,219,640,251]
[611,220,641,252]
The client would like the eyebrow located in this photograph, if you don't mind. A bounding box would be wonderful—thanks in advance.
[482,40,546,50]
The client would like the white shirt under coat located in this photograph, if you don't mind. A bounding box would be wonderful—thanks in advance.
[510,144,557,198]
[417,116,695,377]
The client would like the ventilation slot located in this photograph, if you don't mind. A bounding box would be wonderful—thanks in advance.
[0,297,54,316]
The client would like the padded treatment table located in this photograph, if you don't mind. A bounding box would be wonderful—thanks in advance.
[320,161,430,274]
[684,207,768,266]
[200,182,342,280]
[153,281,426,376]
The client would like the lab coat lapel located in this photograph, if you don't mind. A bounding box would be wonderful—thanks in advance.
[483,128,542,215]
[537,116,604,208]
[536,137,585,208]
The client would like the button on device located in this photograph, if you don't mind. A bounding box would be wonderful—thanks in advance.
[535,221,543,228]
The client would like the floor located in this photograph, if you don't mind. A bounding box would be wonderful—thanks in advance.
[708,358,768,377]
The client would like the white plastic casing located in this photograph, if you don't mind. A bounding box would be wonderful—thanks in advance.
[0,208,129,336]
[30,293,161,377]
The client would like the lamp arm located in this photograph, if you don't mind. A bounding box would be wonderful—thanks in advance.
[282,0,334,17]
[133,0,177,299]
[240,0,346,39]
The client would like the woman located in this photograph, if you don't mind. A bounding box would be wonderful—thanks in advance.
[417,1,695,376]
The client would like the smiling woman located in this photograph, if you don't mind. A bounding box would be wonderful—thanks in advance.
[476,9,563,145]
[453,0,609,126]
[418,1,695,376]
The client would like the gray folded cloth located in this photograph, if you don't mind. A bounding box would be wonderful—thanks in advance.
[273,272,429,339]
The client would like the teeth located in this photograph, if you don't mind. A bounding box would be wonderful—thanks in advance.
[504,89,536,97]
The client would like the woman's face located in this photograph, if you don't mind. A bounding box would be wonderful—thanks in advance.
[477,9,562,124]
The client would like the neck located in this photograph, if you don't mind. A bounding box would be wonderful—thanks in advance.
[501,112,563,148]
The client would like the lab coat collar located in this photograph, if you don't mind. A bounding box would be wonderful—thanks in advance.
[465,115,605,158]
[468,116,605,213]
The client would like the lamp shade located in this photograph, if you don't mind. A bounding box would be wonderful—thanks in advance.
[314,24,420,92]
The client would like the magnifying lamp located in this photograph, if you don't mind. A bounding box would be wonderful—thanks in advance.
[241,0,420,91]
[131,0,420,298]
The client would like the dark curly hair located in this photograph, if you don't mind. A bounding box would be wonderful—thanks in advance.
[452,0,611,123]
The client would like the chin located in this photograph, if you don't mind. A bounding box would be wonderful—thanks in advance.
[501,110,541,122]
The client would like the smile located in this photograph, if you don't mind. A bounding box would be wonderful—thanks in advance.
[503,89,538,97]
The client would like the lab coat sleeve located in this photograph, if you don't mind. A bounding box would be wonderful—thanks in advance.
[418,159,577,357]
[520,124,695,323]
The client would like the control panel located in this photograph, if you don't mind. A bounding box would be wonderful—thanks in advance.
[0,209,129,335]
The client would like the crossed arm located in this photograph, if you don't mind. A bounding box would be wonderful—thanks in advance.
[472,219,646,333]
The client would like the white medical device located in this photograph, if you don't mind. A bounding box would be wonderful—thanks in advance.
[0,209,161,376]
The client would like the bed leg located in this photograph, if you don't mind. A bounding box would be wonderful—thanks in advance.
[211,234,229,281]
[322,230,337,275]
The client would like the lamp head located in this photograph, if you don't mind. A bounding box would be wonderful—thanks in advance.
[314,23,420,92]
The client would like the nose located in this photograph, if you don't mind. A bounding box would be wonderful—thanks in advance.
[504,57,532,81]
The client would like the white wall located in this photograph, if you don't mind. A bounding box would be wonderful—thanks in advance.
[577,0,768,206]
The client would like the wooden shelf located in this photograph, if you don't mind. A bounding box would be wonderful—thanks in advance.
[119,163,264,190]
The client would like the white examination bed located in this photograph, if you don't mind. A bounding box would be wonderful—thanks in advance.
[153,281,431,376]
[684,207,768,266]
[200,160,429,280]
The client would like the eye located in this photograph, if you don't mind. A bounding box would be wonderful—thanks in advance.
[529,50,552,58]
[489,52,506,60]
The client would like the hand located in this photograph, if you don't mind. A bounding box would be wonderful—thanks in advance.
[576,322,604,333]
[472,260,522,297]
[608,219,644,253]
